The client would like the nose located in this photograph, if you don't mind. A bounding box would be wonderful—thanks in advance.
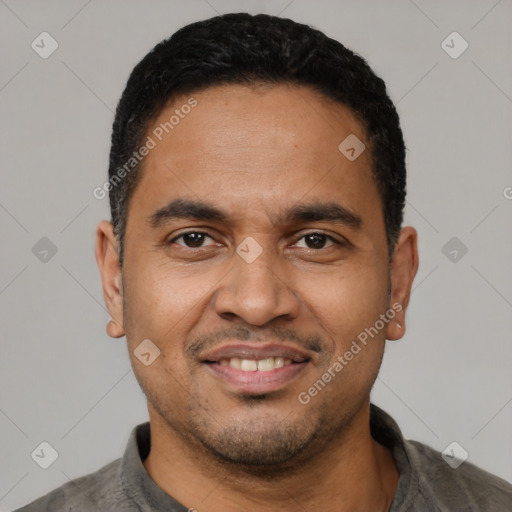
[213,242,301,326]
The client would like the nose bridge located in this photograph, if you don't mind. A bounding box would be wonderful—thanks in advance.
[236,236,279,287]
[214,235,300,325]
[235,234,282,298]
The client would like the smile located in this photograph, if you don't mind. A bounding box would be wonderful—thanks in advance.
[200,343,313,394]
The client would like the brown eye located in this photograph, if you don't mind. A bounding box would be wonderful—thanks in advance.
[170,232,216,248]
[294,233,339,250]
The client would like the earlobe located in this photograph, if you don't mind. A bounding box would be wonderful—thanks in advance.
[386,226,419,341]
[95,221,125,339]
[106,318,125,338]
[386,318,404,341]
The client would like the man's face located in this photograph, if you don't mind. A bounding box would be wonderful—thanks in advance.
[109,83,402,466]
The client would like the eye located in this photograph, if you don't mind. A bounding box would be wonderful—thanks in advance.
[169,231,218,248]
[167,231,344,251]
[293,233,341,250]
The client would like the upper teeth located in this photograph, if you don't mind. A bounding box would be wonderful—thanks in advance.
[219,357,292,371]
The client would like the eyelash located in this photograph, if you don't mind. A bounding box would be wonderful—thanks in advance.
[167,230,344,250]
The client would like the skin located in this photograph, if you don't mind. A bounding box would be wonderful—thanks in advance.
[96,83,419,512]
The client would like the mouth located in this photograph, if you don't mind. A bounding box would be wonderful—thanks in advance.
[201,344,313,394]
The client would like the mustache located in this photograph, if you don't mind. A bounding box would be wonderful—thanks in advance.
[187,324,324,357]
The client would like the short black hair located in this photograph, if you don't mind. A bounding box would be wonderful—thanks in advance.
[108,12,406,266]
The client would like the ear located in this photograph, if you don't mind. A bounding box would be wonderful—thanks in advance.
[385,226,419,341]
[95,220,125,338]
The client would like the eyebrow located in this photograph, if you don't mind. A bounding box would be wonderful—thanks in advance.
[148,198,362,230]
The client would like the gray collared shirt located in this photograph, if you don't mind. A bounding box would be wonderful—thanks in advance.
[14,404,512,511]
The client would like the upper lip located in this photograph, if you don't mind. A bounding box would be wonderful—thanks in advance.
[200,343,313,363]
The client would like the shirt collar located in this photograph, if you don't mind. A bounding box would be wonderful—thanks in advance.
[370,403,417,510]
[120,422,187,511]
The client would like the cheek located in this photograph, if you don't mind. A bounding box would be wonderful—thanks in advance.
[123,261,207,349]
[300,262,388,345]
[305,267,388,400]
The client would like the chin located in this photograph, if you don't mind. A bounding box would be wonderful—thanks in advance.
[190,415,319,470]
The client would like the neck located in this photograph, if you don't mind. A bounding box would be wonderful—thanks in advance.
[142,402,399,512]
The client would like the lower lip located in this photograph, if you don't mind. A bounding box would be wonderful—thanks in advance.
[204,362,309,394]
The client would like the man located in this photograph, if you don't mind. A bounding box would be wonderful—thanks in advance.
[16,12,512,512]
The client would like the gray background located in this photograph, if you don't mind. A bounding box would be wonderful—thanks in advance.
[1,0,511,509]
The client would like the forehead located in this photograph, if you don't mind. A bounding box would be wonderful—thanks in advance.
[149,82,367,167]
[129,83,381,229]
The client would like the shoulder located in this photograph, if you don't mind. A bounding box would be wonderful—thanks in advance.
[13,457,135,512]
[405,439,512,511]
